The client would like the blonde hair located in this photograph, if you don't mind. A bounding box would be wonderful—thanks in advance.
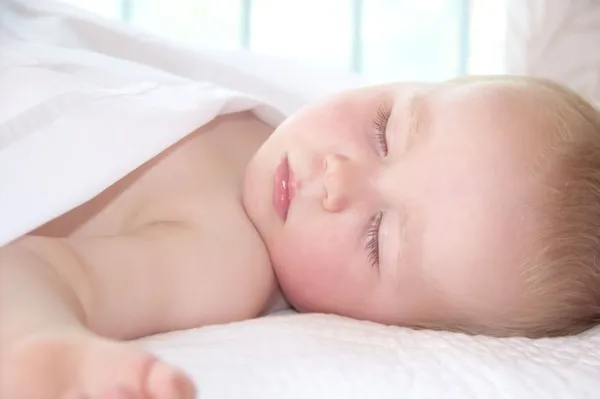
[521,76,600,337]
[440,75,600,338]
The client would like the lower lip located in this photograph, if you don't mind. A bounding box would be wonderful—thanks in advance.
[273,155,293,221]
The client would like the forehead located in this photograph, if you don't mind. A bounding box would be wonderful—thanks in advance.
[401,81,547,323]
[431,82,549,166]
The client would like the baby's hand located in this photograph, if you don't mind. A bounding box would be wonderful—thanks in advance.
[1,331,196,399]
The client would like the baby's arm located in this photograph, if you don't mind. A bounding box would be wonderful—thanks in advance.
[0,222,251,399]
[4,224,197,341]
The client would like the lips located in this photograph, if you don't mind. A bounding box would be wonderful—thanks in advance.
[273,155,295,221]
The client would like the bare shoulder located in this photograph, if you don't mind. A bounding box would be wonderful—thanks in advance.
[22,111,277,333]
[137,216,277,328]
[12,214,276,337]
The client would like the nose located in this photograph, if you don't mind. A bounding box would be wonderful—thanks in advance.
[322,154,356,213]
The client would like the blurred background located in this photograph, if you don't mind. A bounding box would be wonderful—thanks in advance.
[58,0,508,83]
[58,0,599,101]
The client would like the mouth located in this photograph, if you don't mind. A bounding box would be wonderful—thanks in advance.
[273,154,295,221]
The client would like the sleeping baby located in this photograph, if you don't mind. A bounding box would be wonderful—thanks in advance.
[1,75,600,399]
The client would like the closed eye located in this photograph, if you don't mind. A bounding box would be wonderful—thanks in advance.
[366,211,383,269]
[372,104,391,157]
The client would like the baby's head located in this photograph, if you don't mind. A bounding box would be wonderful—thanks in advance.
[242,75,600,338]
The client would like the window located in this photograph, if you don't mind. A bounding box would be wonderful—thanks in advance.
[60,0,506,82]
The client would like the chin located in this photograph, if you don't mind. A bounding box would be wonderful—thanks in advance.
[284,295,325,315]
[276,279,350,317]
[271,266,321,313]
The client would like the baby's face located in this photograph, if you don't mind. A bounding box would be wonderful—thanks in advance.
[243,81,546,329]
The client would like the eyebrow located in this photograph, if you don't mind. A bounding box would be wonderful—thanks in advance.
[395,211,408,274]
[402,93,424,152]
[389,93,423,273]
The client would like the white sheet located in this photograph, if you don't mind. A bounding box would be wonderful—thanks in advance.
[140,313,600,399]
[2,1,599,398]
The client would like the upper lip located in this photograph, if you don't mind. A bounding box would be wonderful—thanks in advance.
[273,155,295,221]
[288,158,296,204]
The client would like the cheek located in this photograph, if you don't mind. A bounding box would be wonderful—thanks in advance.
[270,219,367,312]
[285,101,373,151]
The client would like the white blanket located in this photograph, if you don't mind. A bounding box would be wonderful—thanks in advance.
[0,0,365,246]
[2,1,599,398]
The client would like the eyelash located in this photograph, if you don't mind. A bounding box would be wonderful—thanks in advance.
[365,105,391,269]
[366,211,383,269]
[372,105,391,157]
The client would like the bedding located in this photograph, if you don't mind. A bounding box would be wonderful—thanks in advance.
[139,312,600,399]
[505,0,600,104]
[1,1,599,398]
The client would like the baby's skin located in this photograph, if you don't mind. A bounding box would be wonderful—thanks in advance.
[0,81,550,398]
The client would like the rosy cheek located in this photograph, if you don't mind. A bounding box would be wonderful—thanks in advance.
[271,233,352,311]
[312,104,367,141]
[275,237,342,284]
[331,119,364,143]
